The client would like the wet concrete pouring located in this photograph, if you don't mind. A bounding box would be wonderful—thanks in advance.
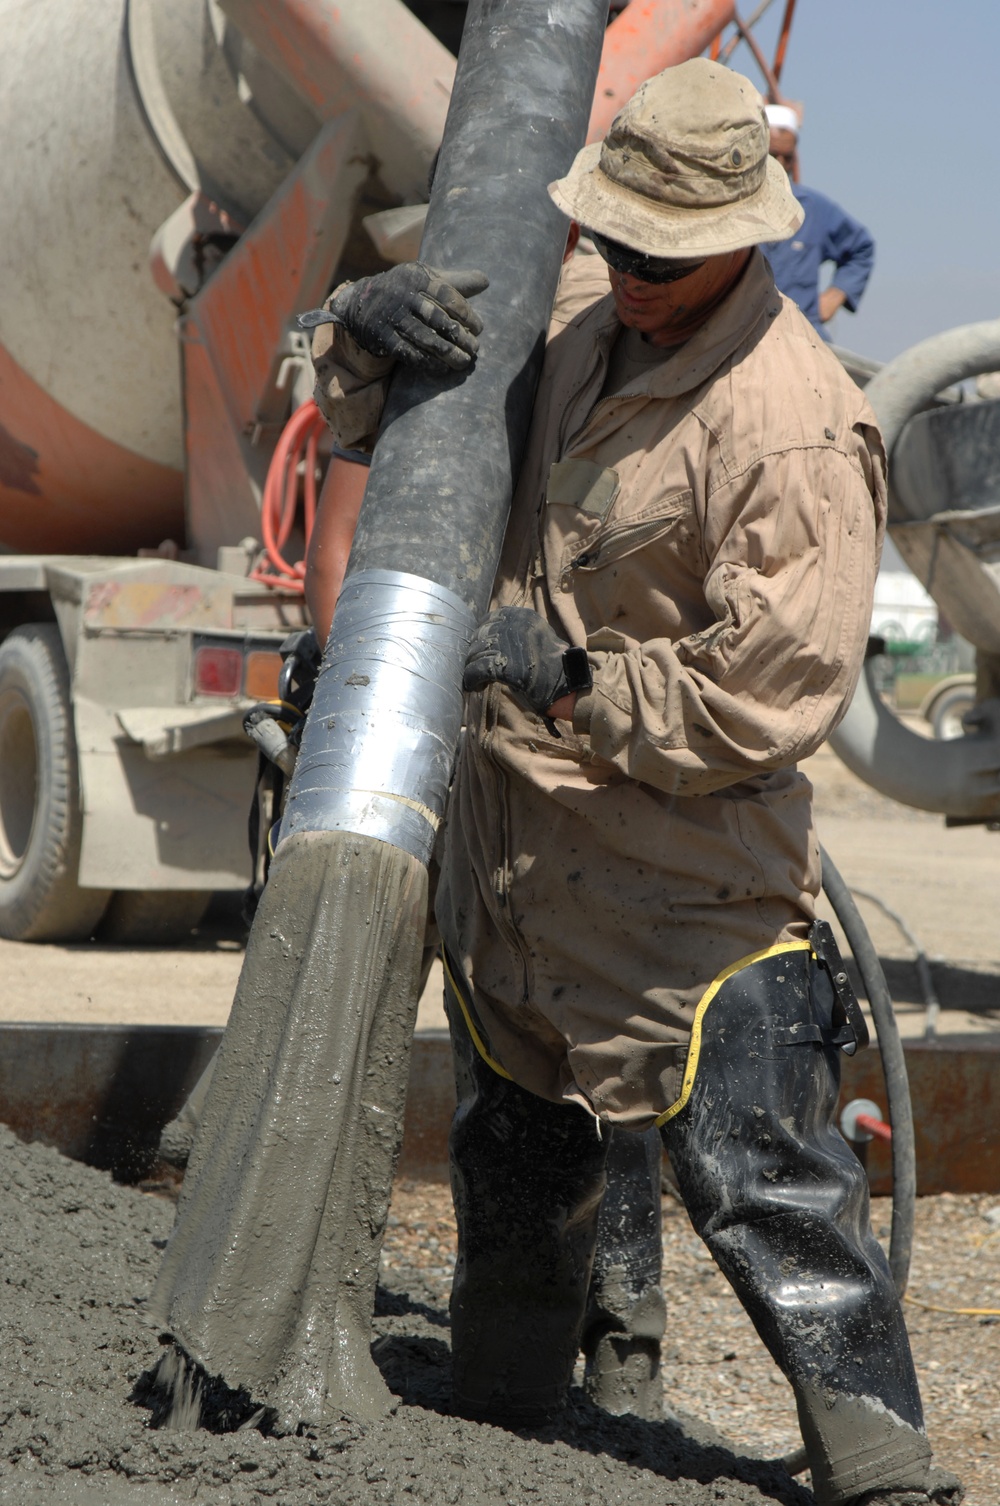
[1,1125,817,1506]
[4,1126,999,1506]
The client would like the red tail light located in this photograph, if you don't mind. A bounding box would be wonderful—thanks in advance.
[194,645,243,697]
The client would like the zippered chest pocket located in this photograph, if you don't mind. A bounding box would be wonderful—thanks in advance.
[568,494,694,572]
[560,490,695,583]
[541,459,696,591]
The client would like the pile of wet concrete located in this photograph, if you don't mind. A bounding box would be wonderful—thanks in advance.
[0,1125,813,1505]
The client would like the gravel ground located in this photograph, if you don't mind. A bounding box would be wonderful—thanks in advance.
[383,1178,1000,1505]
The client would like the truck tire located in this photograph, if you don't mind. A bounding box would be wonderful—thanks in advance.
[929,683,976,741]
[0,624,111,941]
[98,890,211,946]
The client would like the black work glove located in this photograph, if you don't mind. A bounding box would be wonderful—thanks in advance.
[298,263,489,377]
[463,606,593,731]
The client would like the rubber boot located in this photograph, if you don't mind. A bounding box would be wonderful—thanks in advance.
[660,944,933,1506]
[852,1464,964,1506]
[446,981,609,1426]
[582,1126,665,1420]
[853,1495,934,1506]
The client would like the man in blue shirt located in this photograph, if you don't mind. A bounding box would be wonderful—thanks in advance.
[763,102,875,340]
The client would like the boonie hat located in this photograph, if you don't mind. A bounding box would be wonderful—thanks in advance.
[549,58,802,258]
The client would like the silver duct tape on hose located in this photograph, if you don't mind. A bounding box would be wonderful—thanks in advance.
[281,569,476,865]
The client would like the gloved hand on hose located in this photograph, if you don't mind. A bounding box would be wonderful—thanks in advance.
[463,606,593,728]
[298,263,489,377]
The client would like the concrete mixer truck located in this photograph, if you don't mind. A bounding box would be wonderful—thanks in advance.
[0,0,736,943]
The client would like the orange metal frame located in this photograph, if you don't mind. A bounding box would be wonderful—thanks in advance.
[713,0,800,103]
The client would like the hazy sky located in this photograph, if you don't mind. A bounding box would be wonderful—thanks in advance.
[727,0,1000,362]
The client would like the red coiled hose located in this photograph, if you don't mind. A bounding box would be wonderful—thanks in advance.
[250,399,326,594]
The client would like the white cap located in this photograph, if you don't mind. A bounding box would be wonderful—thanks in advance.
[765,104,800,135]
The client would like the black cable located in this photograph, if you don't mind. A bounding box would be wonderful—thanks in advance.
[820,845,915,1296]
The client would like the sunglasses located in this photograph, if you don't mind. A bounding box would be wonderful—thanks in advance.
[590,232,706,285]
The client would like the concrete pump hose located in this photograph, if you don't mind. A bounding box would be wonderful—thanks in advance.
[831,317,1000,819]
[865,316,1000,463]
[820,846,915,1297]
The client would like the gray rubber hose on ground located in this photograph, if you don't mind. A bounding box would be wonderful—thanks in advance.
[821,845,915,1295]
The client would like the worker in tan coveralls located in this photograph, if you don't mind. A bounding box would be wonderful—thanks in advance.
[308,58,959,1506]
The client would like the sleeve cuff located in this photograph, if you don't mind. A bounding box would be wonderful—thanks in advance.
[311,288,395,383]
[831,279,861,313]
[571,689,596,736]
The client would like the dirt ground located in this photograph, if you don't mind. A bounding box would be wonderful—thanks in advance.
[381,1180,1000,1506]
[809,741,1000,1034]
[1,740,997,1039]
[1,742,998,1502]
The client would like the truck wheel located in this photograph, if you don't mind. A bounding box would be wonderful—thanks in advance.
[0,624,112,941]
[98,890,211,946]
[929,684,976,740]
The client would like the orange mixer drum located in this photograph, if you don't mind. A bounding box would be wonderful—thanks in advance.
[0,0,322,555]
[0,346,184,556]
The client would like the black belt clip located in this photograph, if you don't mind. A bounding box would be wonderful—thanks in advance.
[810,918,870,1056]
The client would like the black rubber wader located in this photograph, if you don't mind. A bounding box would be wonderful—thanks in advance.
[659,947,932,1506]
[444,942,935,1504]
[582,1126,665,1420]
[444,967,665,1425]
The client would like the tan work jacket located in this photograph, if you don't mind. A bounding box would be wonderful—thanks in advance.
[316,251,887,1127]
